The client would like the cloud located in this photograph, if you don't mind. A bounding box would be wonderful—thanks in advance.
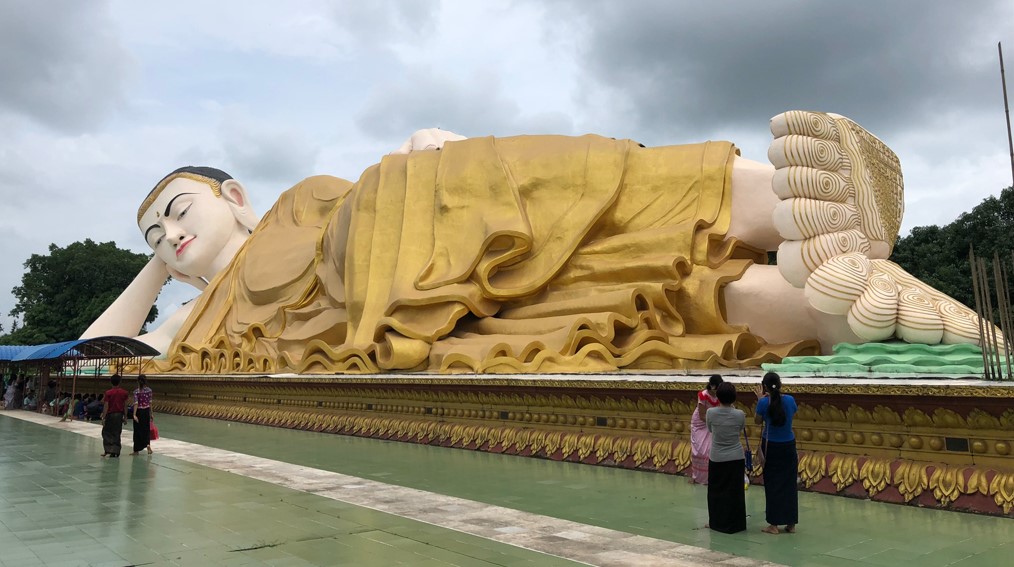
[110,0,441,64]
[553,1,1012,140]
[544,0,1014,233]
[0,0,133,132]
[329,1,441,46]
[218,108,321,185]
[354,69,574,140]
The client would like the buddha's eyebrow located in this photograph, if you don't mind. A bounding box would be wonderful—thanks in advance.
[143,192,197,243]
[144,224,163,242]
[164,192,196,216]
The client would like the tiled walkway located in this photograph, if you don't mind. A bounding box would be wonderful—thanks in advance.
[3,411,1013,566]
[1,412,774,566]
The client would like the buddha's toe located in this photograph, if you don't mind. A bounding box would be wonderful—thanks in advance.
[771,166,850,202]
[847,270,898,341]
[769,110,905,285]
[875,261,982,345]
[770,110,843,141]
[805,254,994,347]
[779,231,871,288]
[773,198,860,240]
[768,135,849,171]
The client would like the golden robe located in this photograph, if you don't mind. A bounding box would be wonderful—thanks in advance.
[156,135,818,374]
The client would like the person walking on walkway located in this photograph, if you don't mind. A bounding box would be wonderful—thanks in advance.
[753,371,799,534]
[705,382,747,533]
[100,375,129,458]
[130,375,154,456]
[689,374,723,484]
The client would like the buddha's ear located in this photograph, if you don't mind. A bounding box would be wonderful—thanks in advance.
[221,179,260,231]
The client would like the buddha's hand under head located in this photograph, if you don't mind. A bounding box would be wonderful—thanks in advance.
[390,128,467,155]
[804,252,997,348]
[767,111,905,288]
[165,262,208,291]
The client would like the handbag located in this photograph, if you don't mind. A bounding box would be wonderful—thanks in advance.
[150,418,159,441]
[742,426,754,471]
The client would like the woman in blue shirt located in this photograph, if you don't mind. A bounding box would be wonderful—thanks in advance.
[753,372,798,534]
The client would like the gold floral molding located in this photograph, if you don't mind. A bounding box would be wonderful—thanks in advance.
[154,398,1014,515]
[143,383,1014,431]
[131,373,1014,398]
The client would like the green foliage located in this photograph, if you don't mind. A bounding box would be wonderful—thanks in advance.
[0,239,157,345]
[891,186,1014,309]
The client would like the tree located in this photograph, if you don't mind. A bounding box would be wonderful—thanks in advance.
[0,240,158,345]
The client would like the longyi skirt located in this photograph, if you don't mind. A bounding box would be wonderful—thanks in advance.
[762,439,798,526]
[707,458,746,533]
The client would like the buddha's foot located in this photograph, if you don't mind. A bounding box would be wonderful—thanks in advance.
[805,253,1002,346]
[768,111,905,288]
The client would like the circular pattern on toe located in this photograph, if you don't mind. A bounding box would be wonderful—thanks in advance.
[776,110,842,141]
[805,253,870,315]
[770,135,847,171]
[847,270,899,341]
[896,287,944,344]
[936,300,982,344]
[772,167,851,202]
[800,230,871,276]
[775,199,859,239]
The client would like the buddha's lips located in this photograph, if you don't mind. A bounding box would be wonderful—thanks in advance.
[176,237,195,258]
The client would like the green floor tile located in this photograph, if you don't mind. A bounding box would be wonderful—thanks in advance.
[0,415,585,567]
[6,411,1014,566]
[120,411,1014,567]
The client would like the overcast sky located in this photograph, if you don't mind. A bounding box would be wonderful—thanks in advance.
[1,0,1012,334]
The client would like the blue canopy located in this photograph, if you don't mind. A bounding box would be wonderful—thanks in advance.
[0,336,158,362]
[0,345,33,361]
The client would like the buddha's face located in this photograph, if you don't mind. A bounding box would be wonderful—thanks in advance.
[138,177,251,279]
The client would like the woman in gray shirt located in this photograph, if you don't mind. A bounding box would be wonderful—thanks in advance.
[705,382,746,533]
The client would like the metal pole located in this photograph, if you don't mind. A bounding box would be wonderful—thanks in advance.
[1001,43,1014,187]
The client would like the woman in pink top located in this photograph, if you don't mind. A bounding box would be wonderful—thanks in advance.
[689,374,723,484]
[130,375,154,455]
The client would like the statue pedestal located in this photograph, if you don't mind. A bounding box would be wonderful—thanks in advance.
[72,371,1014,516]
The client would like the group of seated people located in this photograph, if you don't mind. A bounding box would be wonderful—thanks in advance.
[3,382,112,422]
[70,393,106,421]
[2,372,110,421]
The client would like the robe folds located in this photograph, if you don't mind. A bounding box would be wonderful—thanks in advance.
[155,135,818,374]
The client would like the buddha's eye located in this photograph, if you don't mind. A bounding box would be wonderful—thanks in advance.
[178,204,191,220]
[155,236,163,246]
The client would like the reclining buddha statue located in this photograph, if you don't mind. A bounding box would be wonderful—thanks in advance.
[81,111,995,373]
